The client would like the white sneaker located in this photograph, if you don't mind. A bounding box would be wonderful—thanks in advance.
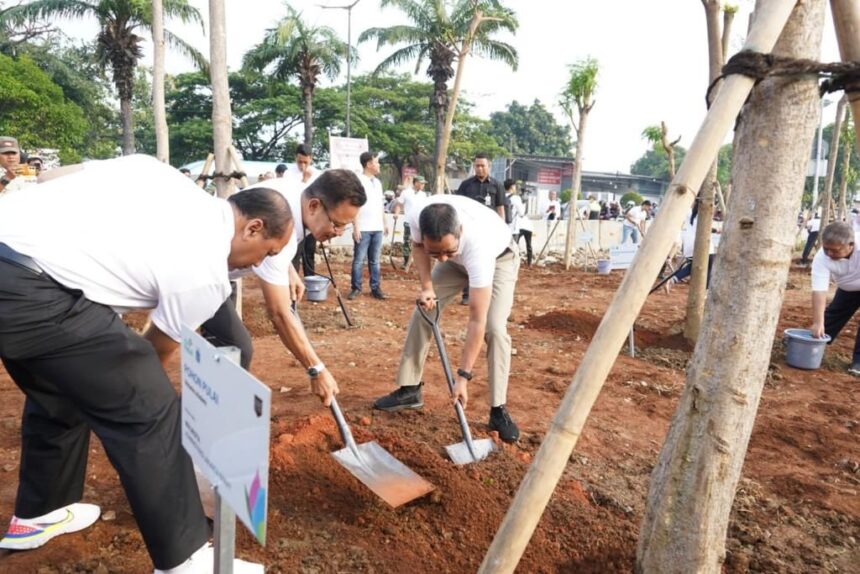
[155,543,264,573]
[0,502,101,550]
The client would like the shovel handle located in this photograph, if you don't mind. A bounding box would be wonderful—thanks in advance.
[330,397,362,458]
[320,242,354,327]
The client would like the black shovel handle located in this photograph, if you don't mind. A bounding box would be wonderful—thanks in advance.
[319,242,354,327]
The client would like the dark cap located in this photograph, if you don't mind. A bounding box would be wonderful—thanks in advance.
[0,136,19,154]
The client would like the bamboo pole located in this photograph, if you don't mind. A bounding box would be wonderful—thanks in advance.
[197,153,215,190]
[152,0,169,163]
[831,0,860,154]
[477,3,796,572]
[209,0,233,199]
[819,96,847,228]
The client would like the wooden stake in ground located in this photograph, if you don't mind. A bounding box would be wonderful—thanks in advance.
[209,0,234,199]
[637,1,824,570]
[831,0,860,155]
[152,0,169,163]
[478,3,798,572]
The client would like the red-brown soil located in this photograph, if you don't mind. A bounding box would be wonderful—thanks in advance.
[0,259,857,573]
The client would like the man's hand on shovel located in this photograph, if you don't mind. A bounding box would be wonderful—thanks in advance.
[452,376,469,409]
[311,369,340,406]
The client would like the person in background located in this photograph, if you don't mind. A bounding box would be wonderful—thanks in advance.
[622,200,653,245]
[544,190,561,222]
[506,179,533,267]
[286,145,321,277]
[588,195,600,220]
[348,151,389,300]
[179,167,192,178]
[0,136,34,196]
[801,213,822,265]
[275,163,287,178]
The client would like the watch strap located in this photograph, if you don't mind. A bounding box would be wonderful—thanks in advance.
[456,368,473,381]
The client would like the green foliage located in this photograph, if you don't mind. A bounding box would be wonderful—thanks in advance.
[560,56,599,121]
[488,100,572,156]
[0,53,87,160]
[620,191,643,207]
[631,146,688,180]
[716,144,732,189]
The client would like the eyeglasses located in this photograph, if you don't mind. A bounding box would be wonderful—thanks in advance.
[321,202,350,231]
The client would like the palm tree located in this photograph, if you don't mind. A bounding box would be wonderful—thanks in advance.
[360,0,517,192]
[7,0,205,155]
[243,4,348,150]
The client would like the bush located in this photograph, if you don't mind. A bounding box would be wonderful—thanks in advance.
[620,191,643,208]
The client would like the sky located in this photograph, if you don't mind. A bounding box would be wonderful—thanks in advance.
[66,0,842,172]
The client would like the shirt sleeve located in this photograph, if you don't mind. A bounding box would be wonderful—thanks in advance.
[810,251,831,291]
[150,284,231,342]
[252,241,297,286]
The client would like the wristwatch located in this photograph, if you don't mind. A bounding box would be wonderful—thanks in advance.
[456,368,473,381]
[307,362,326,378]
[0,176,10,187]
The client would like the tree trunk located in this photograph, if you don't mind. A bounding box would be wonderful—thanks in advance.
[819,96,846,228]
[838,129,851,221]
[563,108,588,269]
[431,93,447,194]
[434,12,481,195]
[685,0,724,343]
[152,0,169,163]
[303,83,314,149]
[209,0,234,198]
[477,3,799,572]
[637,2,824,571]
[721,7,736,61]
[831,0,860,156]
[120,96,135,155]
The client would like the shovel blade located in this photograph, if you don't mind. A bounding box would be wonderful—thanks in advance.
[332,441,435,507]
[445,438,496,465]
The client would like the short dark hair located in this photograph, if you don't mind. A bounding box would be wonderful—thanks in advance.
[359,151,377,167]
[419,203,461,241]
[304,169,366,209]
[179,167,191,174]
[275,163,287,175]
[642,200,653,207]
[503,178,516,191]
[228,187,293,238]
[295,144,310,158]
[474,152,490,161]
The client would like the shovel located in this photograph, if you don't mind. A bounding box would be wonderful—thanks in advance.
[329,398,435,507]
[417,302,496,465]
[319,242,354,327]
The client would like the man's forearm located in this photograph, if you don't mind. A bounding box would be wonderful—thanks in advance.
[812,291,828,323]
[143,323,179,368]
[270,306,321,368]
[412,245,434,290]
[460,317,486,373]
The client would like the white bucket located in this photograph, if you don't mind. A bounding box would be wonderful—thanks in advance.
[596,259,612,274]
[304,275,330,302]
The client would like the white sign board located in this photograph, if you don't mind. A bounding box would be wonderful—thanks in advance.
[329,136,369,171]
[180,327,270,544]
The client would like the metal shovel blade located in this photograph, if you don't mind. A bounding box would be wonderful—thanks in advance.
[445,438,496,466]
[332,441,435,507]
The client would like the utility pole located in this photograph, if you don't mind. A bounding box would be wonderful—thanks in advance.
[319,0,363,137]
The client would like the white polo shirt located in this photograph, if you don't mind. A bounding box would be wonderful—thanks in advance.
[811,233,860,292]
[356,173,384,232]
[284,164,319,190]
[236,177,305,286]
[0,154,233,341]
[407,195,511,288]
[624,206,647,228]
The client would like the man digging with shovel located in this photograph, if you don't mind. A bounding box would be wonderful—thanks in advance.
[373,195,521,443]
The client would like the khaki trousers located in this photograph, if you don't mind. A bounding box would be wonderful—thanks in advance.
[395,245,519,407]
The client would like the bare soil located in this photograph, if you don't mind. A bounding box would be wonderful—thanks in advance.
[0,258,857,573]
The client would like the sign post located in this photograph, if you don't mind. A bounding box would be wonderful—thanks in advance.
[181,328,271,572]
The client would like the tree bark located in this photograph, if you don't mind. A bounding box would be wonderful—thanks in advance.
[120,97,135,156]
[303,83,314,149]
[152,0,169,163]
[209,0,234,198]
[637,1,824,571]
[563,108,589,269]
[476,3,799,572]
[838,126,851,221]
[685,0,724,343]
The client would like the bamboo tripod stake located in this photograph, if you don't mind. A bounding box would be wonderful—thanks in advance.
[478,2,797,572]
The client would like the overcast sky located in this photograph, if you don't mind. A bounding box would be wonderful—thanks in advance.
[67,0,842,172]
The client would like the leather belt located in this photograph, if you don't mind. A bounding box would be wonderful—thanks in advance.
[0,243,43,275]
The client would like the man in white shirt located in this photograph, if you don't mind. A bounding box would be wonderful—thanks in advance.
[0,136,36,196]
[622,199,653,245]
[372,195,521,443]
[0,155,293,572]
[810,222,860,375]
[200,169,366,396]
[391,175,426,268]
[506,179,533,267]
[349,151,389,300]
[286,145,322,277]
[544,190,561,221]
[801,213,821,264]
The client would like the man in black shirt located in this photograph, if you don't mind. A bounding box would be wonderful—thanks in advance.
[455,152,506,304]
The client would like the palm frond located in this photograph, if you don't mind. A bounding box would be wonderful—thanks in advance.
[164,28,208,73]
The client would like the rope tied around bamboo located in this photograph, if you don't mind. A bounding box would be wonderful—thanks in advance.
[706,49,860,105]
[198,170,247,182]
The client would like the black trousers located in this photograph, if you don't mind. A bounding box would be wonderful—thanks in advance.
[824,288,860,361]
[516,230,533,266]
[0,260,208,570]
[291,235,317,276]
[801,231,819,262]
[200,296,253,370]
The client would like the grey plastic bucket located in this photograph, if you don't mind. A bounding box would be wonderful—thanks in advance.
[304,275,330,302]
[783,328,830,370]
[596,259,611,274]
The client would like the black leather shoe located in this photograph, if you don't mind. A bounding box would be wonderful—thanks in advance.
[848,361,860,376]
[347,289,361,300]
[373,383,423,411]
[489,405,520,443]
[371,290,387,300]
